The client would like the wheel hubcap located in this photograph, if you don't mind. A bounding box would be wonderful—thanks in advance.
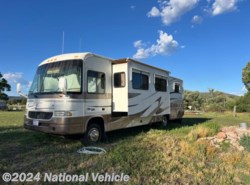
[162,116,168,127]
[88,128,100,142]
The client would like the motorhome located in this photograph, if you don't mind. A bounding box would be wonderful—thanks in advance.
[18,52,184,144]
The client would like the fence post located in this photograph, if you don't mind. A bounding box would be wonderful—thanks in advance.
[233,105,237,117]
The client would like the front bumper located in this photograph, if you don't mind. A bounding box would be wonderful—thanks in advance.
[24,116,85,135]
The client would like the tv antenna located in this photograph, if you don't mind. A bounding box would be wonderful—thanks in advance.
[62,31,65,54]
[79,38,82,52]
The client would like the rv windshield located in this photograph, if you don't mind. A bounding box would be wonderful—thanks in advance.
[29,60,82,95]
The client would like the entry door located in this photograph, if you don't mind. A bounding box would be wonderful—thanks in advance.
[112,63,128,113]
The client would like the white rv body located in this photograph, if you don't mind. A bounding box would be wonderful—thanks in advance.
[169,76,184,120]
[24,52,183,140]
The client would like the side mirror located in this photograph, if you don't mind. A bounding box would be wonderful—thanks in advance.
[59,77,67,94]
[16,83,27,98]
[17,83,22,93]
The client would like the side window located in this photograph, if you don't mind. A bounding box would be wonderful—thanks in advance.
[114,72,126,87]
[174,83,180,93]
[155,77,167,92]
[132,71,149,90]
[87,70,105,94]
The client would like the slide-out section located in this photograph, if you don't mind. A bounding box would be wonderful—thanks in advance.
[112,63,128,116]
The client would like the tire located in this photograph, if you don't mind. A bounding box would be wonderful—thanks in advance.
[82,123,102,145]
[177,111,183,124]
[162,115,168,127]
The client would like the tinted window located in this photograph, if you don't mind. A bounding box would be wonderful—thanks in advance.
[132,72,148,90]
[174,83,180,93]
[155,77,167,92]
[114,72,126,87]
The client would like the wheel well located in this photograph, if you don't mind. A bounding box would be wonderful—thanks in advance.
[87,117,105,133]
[164,114,169,120]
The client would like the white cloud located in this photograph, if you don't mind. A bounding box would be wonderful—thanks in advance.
[3,72,31,88]
[3,72,23,84]
[242,86,247,92]
[133,30,179,59]
[147,6,161,17]
[192,15,203,24]
[133,40,143,48]
[212,0,238,16]
[130,5,136,9]
[133,48,150,59]
[148,0,200,25]
[231,86,248,96]
[3,72,32,95]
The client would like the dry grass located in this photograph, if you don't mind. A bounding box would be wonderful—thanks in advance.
[0,111,250,184]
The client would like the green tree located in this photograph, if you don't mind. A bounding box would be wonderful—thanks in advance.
[184,91,203,110]
[236,92,250,112]
[185,89,238,112]
[21,98,27,105]
[236,62,250,112]
[242,62,250,91]
[204,91,227,112]
[0,72,11,100]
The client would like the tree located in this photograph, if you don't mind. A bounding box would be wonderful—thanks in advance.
[207,92,227,112]
[21,98,27,105]
[242,62,250,91]
[184,91,203,110]
[234,62,250,112]
[0,72,11,101]
[236,92,250,112]
[184,90,238,112]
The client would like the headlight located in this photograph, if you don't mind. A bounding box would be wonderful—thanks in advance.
[54,111,73,117]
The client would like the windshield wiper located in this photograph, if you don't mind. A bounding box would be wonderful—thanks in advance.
[28,92,38,98]
[46,91,64,97]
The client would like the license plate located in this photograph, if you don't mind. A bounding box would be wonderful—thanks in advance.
[33,120,39,126]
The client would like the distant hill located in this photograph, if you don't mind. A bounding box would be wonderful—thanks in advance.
[199,91,239,99]
[184,90,239,111]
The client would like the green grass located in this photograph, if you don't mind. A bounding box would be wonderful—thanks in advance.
[0,111,250,184]
[240,135,250,152]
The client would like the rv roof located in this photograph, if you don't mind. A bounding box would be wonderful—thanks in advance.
[113,58,170,74]
[39,52,112,66]
[39,53,170,75]
[169,76,183,82]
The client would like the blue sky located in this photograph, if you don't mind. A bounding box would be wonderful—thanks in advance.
[1,0,250,96]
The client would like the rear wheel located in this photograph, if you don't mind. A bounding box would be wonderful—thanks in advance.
[177,111,183,124]
[162,115,168,127]
[82,123,102,145]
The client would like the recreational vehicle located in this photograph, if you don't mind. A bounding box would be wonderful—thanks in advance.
[17,52,184,144]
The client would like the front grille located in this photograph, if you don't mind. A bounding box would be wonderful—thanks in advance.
[28,111,53,120]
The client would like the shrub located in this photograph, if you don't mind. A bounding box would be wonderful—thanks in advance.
[187,126,214,141]
[240,135,250,152]
[203,122,220,134]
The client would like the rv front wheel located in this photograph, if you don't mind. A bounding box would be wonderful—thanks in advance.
[83,123,102,145]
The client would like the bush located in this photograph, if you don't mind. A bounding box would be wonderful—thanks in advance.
[187,126,215,141]
[236,92,250,112]
[203,122,220,133]
[240,135,250,152]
